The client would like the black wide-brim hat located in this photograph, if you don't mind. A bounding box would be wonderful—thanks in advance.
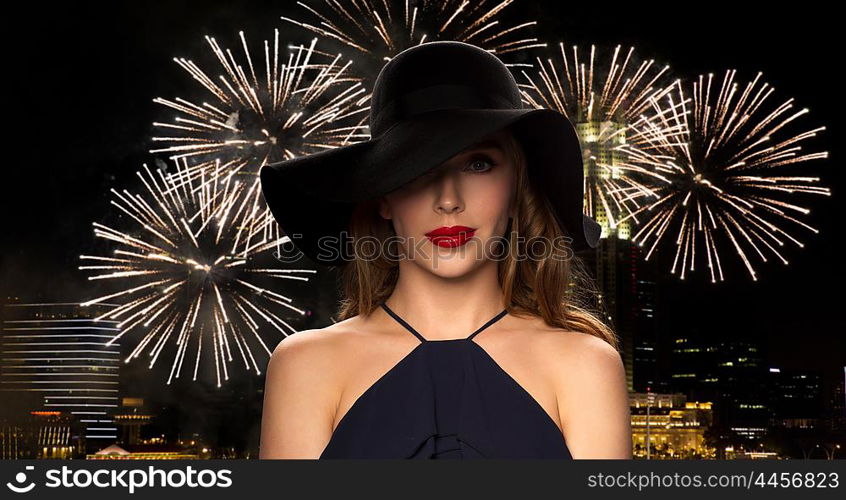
[260,41,601,266]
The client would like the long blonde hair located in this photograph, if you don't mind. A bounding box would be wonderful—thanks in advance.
[335,126,619,350]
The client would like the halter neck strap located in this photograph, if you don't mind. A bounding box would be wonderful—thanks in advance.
[380,302,508,343]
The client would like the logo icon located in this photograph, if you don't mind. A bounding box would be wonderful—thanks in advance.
[6,466,36,494]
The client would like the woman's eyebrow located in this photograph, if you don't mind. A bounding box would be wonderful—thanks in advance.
[465,139,504,152]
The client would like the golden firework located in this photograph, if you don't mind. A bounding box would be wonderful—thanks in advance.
[621,71,830,282]
[79,161,314,386]
[282,0,544,81]
[150,31,370,178]
[519,42,681,237]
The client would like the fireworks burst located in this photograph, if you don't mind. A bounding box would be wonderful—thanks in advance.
[150,30,370,181]
[281,0,544,82]
[79,161,315,387]
[519,42,680,236]
[620,71,830,282]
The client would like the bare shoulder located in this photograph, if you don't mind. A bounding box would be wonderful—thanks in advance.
[506,313,622,373]
[259,316,366,458]
[540,326,623,376]
[269,322,340,360]
[267,316,362,376]
[525,322,631,458]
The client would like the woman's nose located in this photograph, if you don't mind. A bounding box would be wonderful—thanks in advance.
[433,170,464,214]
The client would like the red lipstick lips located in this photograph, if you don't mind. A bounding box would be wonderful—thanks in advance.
[425,225,476,248]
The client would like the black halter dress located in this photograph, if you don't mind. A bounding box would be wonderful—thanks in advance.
[319,302,572,459]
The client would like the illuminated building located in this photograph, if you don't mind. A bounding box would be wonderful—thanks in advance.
[113,397,154,445]
[87,443,198,460]
[0,410,81,459]
[767,367,822,428]
[670,335,772,440]
[829,367,846,432]
[630,392,714,459]
[575,120,661,394]
[1,299,122,455]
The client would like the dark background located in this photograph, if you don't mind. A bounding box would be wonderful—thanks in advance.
[2,1,843,445]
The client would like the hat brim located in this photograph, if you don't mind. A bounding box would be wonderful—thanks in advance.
[260,107,601,265]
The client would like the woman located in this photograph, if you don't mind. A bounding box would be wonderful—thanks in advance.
[258,41,631,459]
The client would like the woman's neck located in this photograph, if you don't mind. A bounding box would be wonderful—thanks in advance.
[385,259,507,340]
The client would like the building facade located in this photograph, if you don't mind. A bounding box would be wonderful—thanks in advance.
[1,299,122,456]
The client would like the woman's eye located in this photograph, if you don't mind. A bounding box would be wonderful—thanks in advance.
[466,156,494,173]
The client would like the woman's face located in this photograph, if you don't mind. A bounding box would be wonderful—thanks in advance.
[378,130,516,278]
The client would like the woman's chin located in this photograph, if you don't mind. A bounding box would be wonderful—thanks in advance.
[425,264,478,279]
[416,252,487,278]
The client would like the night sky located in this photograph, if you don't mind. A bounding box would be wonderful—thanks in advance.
[3,1,844,408]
